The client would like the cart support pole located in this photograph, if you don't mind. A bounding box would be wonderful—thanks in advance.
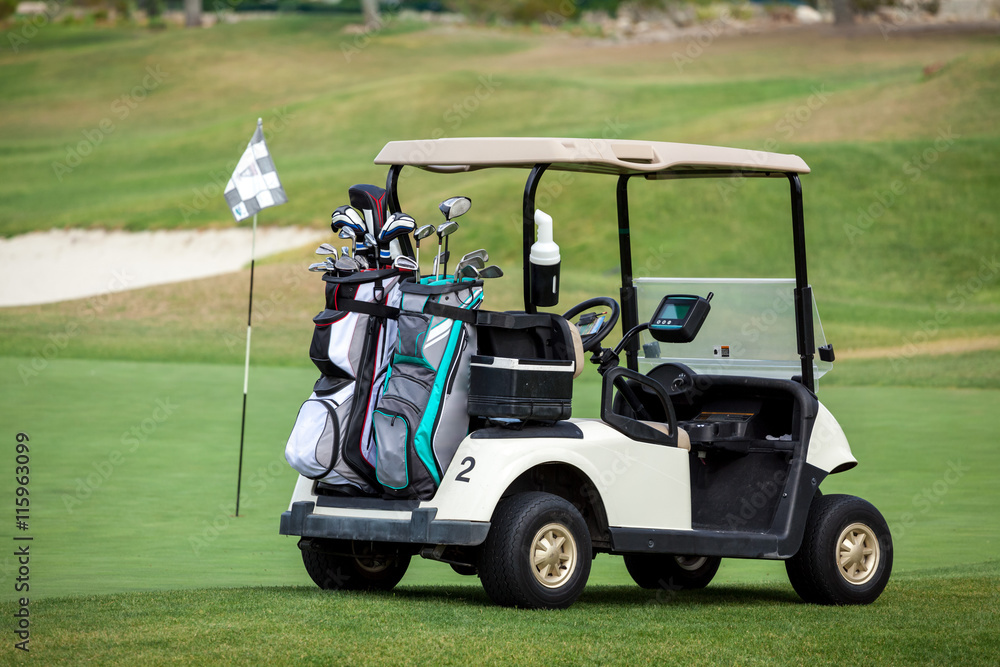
[522,164,549,313]
[788,174,815,392]
[616,175,639,372]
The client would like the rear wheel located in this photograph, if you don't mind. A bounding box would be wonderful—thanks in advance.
[478,492,592,609]
[623,553,721,590]
[300,539,411,591]
[785,494,892,605]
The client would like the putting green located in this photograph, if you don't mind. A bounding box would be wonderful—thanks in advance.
[1,356,996,600]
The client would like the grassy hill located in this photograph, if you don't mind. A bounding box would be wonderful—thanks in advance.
[1,18,998,373]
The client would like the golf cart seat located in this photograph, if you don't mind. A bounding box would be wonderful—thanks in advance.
[638,421,691,451]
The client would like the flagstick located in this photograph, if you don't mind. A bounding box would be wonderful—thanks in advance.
[236,211,257,517]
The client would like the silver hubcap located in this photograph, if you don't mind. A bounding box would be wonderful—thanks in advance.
[531,522,577,589]
[674,555,708,571]
[836,522,880,585]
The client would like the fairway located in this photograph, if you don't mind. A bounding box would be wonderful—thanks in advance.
[1,11,999,664]
[0,356,997,597]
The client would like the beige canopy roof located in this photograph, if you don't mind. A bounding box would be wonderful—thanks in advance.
[374,137,809,177]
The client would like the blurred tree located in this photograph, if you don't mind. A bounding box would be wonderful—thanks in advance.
[832,0,857,23]
[185,0,201,25]
[0,0,17,21]
[362,0,379,25]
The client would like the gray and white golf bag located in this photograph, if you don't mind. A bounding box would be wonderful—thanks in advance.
[372,279,483,499]
[285,268,402,495]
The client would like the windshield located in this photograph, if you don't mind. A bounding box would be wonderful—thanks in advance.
[634,277,832,382]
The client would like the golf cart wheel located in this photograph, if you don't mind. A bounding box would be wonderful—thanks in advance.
[785,494,893,605]
[477,492,592,609]
[300,539,411,592]
[623,553,721,590]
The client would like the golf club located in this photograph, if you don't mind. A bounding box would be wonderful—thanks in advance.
[348,184,387,239]
[338,227,357,257]
[308,262,329,272]
[393,255,418,272]
[363,232,379,265]
[355,253,370,270]
[331,205,366,235]
[436,221,459,279]
[380,212,417,264]
[316,243,337,256]
[413,224,436,282]
[334,255,359,273]
[454,254,485,280]
[439,196,471,221]
[431,250,450,280]
[458,264,480,281]
[460,248,488,265]
[341,246,351,259]
[479,264,504,279]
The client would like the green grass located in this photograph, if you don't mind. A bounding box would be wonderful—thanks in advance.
[3,564,999,664]
[1,357,997,601]
[1,21,999,357]
[1,18,999,664]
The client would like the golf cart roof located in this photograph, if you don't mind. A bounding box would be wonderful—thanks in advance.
[374,137,810,177]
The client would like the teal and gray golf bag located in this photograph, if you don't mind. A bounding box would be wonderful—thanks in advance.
[285,268,403,495]
[372,278,483,499]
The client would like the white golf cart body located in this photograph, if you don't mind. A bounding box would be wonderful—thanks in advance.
[281,137,859,564]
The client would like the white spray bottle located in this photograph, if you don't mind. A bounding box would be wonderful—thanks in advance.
[530,208,561,307]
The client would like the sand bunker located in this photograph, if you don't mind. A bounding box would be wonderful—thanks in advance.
[0,227,324,307]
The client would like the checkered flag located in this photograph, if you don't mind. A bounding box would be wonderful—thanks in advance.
[224,119,288,222]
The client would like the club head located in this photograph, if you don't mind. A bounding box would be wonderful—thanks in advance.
[331,205,365,233]
[338,227,356,242]
[458,264,480,280]
[414,224,436,244]
[479,265,503,279]
[461,249,489,264]
[308,262,329,272]
[364,232,378,248]
[456,256,485,273]
[439,196,471,221]
[341,246,351,258]
[393,255,418,271]
[334,256,359,273]
[316,243,337,256]
[354,254,369,270]
[436,220,459,239]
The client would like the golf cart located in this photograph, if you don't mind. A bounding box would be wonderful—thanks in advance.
[280,137,893,609]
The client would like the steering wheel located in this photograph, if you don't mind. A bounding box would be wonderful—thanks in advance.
[562,297,620,352]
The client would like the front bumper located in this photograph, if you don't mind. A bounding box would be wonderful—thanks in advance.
[279,501,491,546]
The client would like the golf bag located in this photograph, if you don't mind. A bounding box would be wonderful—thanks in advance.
[372,279,483,499]
[284,268,402,495]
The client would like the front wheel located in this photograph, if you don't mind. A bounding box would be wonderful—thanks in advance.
[785,494,893,605]
[300,539,411,591]
[623,553,721,590]
[478,492,592,609]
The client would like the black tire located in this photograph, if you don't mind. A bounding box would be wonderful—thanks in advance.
[478,492,592,609]
[785,494,893,605]
[623,554,721,590]
[300,540,411,592]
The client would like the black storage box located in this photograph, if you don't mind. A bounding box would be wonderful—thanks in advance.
[468,355,574,421]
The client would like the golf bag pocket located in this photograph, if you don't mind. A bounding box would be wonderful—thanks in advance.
[309,310,354,383]
[373,280,482,499]
[285,397,344,480]
[373,364,435,493]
